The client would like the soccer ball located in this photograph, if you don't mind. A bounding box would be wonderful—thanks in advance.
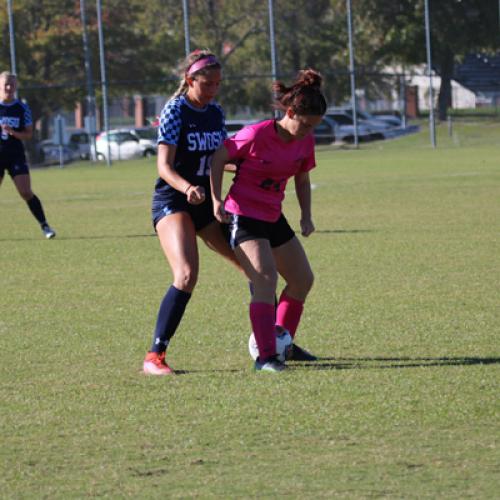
[248,328,293,362]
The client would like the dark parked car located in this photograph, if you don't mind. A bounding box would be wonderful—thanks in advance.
[67,130,92,159]
[36,140,79,165]
[314,116,336,144]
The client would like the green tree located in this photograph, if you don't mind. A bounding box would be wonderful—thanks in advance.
[1,1,85,128]
[0,0,169,129]
[356,0,500,119]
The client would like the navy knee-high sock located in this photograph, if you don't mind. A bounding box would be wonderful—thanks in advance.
[150,286,191,353]
[26,195,47,226]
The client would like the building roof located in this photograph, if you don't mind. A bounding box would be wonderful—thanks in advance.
[454,53,500,95]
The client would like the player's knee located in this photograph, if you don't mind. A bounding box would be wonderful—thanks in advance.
[303,269,314,294]
[174,267,198,292]
[287,269,314,298]
[20,189,34,201]
[253,269,278,291]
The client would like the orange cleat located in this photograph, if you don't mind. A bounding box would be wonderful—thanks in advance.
[143,352,174,375]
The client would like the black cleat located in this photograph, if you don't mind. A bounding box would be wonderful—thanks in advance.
[288,343,318,361]
[254,355,286,372]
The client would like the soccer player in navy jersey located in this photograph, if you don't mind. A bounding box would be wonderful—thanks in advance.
[143,50,241,375]
[0,72,56,239]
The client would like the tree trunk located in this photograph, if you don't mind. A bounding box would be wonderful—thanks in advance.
[437,48,454,121]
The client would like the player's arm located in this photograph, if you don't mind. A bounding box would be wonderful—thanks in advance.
[157,142,204,205]
[210,145,231,223]
[294,171,315,237]
[4,123,33,141]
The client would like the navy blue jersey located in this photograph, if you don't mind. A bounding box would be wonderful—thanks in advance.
[154,94,226,198]
[0,99,32,158]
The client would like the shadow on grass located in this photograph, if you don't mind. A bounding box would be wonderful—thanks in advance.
[289,356,500,371]
[155,368,242,376]
[314,229,375,234]
[0,233,156,242]
[0,230,373,242]
[148,357,500,376]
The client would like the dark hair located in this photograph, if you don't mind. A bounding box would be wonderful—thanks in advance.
[0,71,16,80]
[272,69,327,116]
[171,49,221,99]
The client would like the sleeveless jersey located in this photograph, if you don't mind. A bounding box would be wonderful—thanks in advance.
[154,94,226,199]
[0,99,32,158]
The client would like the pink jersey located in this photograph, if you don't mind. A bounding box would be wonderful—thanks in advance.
[223,120,316,222]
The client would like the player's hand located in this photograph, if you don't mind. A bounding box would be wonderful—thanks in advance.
[300,218,315,237]
[186,185,205,205]
[213,200,230,223]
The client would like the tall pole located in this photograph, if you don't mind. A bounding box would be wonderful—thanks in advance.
[182,0,190,57]
[80,0,97,160]
[424,0,436,148]
[6,0,17,76]
[346,0,359,147]
[268,0,279,118]
[96,0,111,166]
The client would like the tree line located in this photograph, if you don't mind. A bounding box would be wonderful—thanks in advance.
[1,0,498,127]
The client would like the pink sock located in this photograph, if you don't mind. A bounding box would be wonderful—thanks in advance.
[249,302,276,360]
[276,292,304,338]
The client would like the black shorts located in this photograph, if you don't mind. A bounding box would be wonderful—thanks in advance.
[0,155,29,178]
[228,213,295,249]
[152,190,215,232]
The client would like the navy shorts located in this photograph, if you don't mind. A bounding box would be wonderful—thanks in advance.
[0,155,29,178]
[228,213,295,249]
[152,190,215,232]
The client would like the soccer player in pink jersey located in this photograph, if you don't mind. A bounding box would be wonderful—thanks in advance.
[210,69,327,372]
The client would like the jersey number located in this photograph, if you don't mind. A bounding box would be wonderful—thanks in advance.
[195,155,212,176]
[260,177,285,192]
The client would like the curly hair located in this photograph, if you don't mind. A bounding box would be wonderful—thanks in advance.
[272,69,327,116]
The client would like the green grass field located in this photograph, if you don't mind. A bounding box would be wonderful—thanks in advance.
[1,121,499,498]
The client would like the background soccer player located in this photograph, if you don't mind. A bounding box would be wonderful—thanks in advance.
[0,72,56,239]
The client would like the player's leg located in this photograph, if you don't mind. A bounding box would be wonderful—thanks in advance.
[273,236,317,361]
[197,220,241,271]
[234,238,284,371]
[12,171,56,238]
[143,212,198,375]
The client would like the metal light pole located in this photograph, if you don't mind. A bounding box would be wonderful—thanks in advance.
[424,0,436,148]
[80,0,97,160]
[346,0,359,147]
[182,0,191,57]
[96,0,111,166]
[268,0,279,118]
[6,0,17,76]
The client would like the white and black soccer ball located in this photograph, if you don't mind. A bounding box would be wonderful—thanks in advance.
[248,329,293,362]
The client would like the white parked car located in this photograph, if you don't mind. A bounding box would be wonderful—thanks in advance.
[95,129,156,161]
[127,127,158,151]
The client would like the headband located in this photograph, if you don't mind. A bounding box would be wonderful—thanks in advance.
[186,56,219,77]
